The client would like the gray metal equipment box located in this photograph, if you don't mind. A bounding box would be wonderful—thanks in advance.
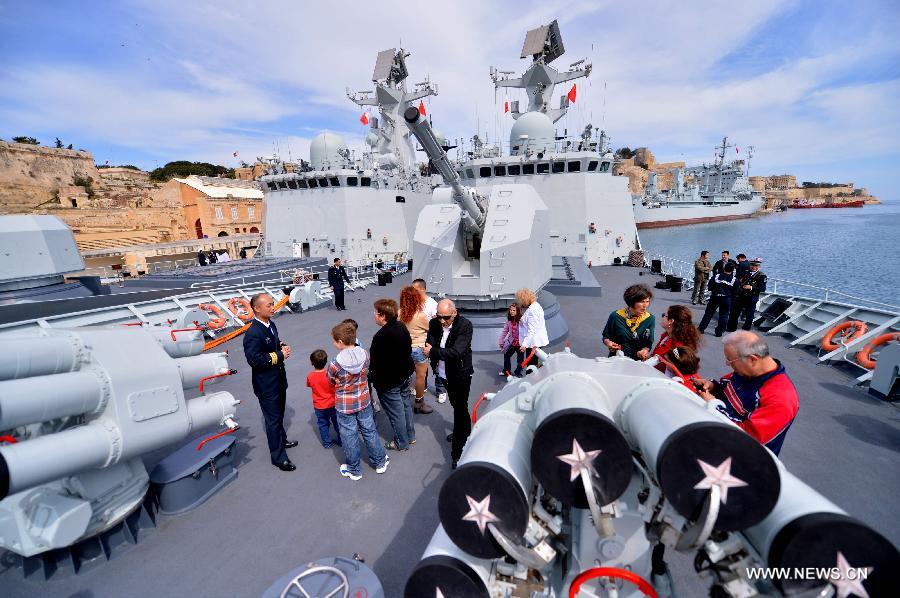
[149,435,237,515]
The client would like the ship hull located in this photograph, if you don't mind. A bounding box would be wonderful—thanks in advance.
[633,198,763,229]
[636,212,755,229]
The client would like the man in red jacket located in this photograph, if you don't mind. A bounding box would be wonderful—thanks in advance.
[696,331,799,456]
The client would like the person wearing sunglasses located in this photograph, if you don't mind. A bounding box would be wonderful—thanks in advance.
[694,331,798,456]
[651,305,701,372]
[423,299,473,469]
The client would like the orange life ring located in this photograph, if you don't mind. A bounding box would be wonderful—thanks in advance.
[199,303,227,329]
[228,297,253,321]
[821,320,868,352]
[855,332,900,370]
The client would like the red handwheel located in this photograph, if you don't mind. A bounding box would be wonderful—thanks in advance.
[569,567,658,598]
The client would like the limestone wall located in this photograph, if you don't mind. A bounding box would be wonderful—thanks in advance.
[0,141,101,212]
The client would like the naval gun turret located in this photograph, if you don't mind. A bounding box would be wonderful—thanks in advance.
[406,348,899,597]
[0,326,240,561]
[404,106,552,307]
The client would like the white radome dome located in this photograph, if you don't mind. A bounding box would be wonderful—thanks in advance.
[310,132,348,170]
[509,112,555,156]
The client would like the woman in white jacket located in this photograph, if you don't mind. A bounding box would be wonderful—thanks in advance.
[516,288,548,364]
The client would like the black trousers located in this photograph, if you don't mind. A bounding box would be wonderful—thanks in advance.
[258,388,288,464]
[699,296,732,335]
[333,286,345,309]
[728,294,759,331]
[448,375,473,462]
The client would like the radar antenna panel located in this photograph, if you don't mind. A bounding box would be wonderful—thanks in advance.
[372,48,408,84]
[520,20,564,63]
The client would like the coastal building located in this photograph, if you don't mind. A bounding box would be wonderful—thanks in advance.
[157,175,263,238]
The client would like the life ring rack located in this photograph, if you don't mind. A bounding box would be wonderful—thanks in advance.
[821,320,867,352]
[198,303,227,329]
[228,297,254,321]
[855,332,900,370]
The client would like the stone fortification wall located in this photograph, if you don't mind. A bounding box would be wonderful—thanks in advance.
[0,141,101,212]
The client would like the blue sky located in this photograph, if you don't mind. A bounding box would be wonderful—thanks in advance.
[1,0,898,199]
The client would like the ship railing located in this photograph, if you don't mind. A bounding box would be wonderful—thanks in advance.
[647,253,899,311]
[149,259,200,274]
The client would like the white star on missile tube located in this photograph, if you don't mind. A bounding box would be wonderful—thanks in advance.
[831,551,873,598]
[462,494,500,535]
[692,457,748,504]
[435,588,445,598]
[556,438,603,482]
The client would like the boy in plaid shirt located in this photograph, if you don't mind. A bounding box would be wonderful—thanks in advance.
[327,321,389,480]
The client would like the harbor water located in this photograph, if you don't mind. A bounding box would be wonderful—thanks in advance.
[639,201,900,308]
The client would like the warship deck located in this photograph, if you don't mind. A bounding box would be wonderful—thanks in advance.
[3,265,898,597]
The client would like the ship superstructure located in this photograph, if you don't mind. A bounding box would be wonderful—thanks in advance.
[458,21,640,265]
[634,137,764,228]
[260,48,439,265]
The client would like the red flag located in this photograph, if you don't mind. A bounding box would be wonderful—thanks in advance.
[232,151,239,158]
[360,112,369,125]
[418,100,426,116]
[504,100,509,113]
[567,83,577,103]
[736,146,740,153]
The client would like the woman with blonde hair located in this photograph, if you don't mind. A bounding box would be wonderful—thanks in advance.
[516,288,549,366]
[399,285,434,414]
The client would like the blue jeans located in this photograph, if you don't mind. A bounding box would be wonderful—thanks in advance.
[411,347,427,364]
[314,407,341,447]
[336,405,387,476]
[378,374,415,448]
[434,373,448,396]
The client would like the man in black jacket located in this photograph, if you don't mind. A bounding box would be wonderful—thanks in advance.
[369,298,415,451]
[327,258,352,311]
[243,293,298,472]
[699,262,737,337]
[731,258,767,331]
[424,299,473,468]
[710,250,736,293]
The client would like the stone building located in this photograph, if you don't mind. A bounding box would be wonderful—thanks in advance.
[157,175,263,238]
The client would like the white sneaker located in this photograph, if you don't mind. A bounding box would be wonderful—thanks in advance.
[340,464,362,481]
[437,392,448,404]
[375,456,390,474]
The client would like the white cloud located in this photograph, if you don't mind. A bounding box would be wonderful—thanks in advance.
[1,0,897,197]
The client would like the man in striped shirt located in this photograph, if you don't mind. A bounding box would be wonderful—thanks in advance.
[696,331,799,456]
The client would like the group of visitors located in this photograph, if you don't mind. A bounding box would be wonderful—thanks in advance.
[243,276,498,477]
[601,277,798,455]
[197,247,247,266]
[693,250,768,336]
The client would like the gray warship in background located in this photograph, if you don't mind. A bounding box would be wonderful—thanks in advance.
[259,48,440,266]
[634,137,765,228]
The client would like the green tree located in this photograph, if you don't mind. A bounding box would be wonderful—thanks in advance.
[12,136,39,145]
[66,144,73,150]
[614,147,634,159]
[55,137,64,148]
[149,160,235,182]
[73,176,96,199]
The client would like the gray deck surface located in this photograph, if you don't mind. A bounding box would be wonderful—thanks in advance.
[3,266,898,597]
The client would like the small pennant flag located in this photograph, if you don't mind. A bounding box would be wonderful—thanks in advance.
[418,100,427,116]
[567,83,577,103]
[232,151,239,158]
[360,112,369,125]
[736,146,740,153]
[504,100,509,113]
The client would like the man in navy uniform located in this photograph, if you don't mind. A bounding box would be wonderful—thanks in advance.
[731,257,768,331]
[244,293,298,472]
[328,258,352,311]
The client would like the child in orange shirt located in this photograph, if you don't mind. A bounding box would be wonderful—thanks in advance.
[306,349,341,448]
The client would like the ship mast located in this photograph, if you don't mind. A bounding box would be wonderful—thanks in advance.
[489,20,591,124]
[714,136,734,194]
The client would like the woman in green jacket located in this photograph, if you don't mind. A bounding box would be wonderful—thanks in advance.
[602,284,655,360]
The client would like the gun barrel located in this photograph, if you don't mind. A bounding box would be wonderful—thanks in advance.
[0,371,106,429]
[403,106,484,231]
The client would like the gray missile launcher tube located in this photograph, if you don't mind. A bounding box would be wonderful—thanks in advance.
[0,390,236,498]
[403,106,485,233]
[404,525,492,598]
[0,370,107,429]
[0,335,81,380]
